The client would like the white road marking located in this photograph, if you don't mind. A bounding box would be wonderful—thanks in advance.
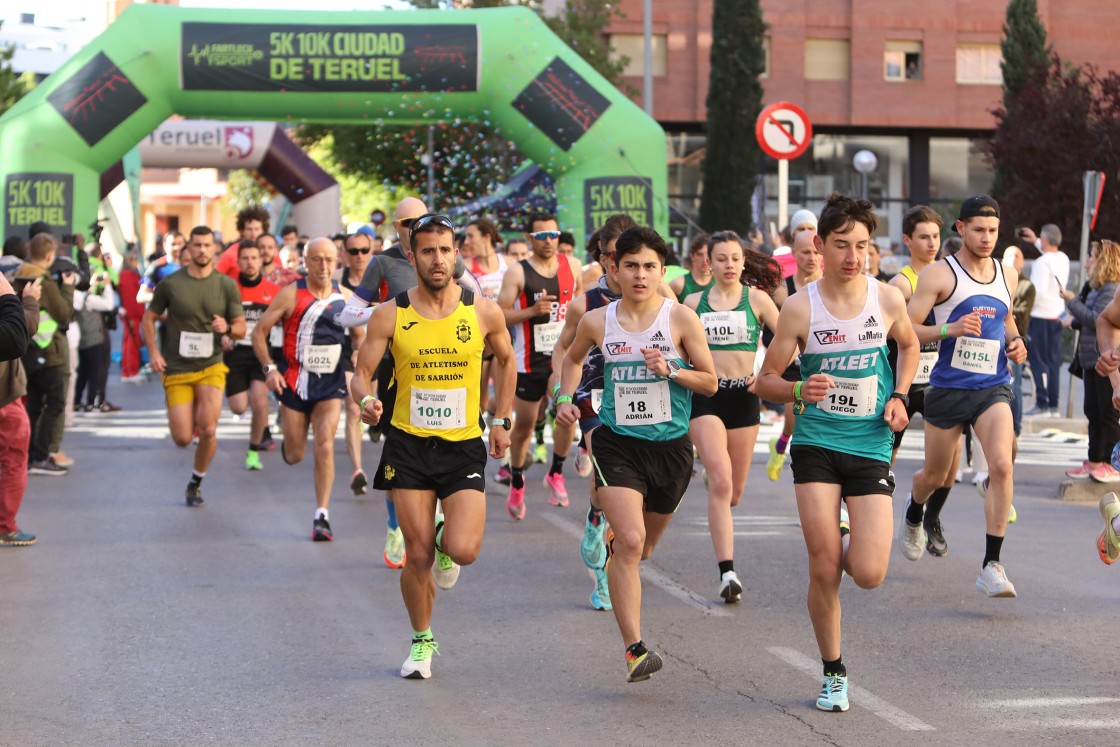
[767,646,935,731]
[539,512,732,617]
[980,696,1120,709]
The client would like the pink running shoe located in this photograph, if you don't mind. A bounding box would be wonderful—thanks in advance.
[506,486,526,520]
[544,472,569,507]
[1066,461,1092,479]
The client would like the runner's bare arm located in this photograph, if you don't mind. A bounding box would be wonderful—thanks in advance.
[478,298,516,458]
[1000,265,1027,364]
[757,294,831,403]
[908,262,980,343]
[351,301,397,425]
[550,293,587,376]
[749,287,781,338]
[1096,286,1120,375]
[883,284,917,432]
[662,303,718,396]
[568,254,585,297]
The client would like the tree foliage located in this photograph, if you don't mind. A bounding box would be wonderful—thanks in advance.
[986,56,1120,249]
[299,0,628,216]
[698,0,767,234]
[1000,0,1051,101]
[0,22,34,117]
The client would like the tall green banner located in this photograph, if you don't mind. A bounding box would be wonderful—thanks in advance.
[0,5,666,243]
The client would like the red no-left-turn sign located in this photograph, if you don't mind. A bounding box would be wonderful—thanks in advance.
[756,102,813,160]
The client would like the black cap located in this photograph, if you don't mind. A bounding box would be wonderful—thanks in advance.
[953,195,1000,232]
[28,221,51,239]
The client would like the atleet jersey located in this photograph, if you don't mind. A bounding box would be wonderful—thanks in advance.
[887,265,940,387]
[929,255,1011,390]
[697,286,760,352]
[795,276,894,463]
[147,270,243,375]
[389,289,486,442]
[601,298,692,441]
[281,279,348,400]
[512,257,576,374]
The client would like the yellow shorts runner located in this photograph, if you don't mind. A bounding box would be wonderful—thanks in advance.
[163,362,229,408]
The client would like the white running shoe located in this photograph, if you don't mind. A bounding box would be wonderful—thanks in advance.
[719,570,743,603]
[400,638,439,679]
[574,446,593,477]
[976,561,1017,598]
[898,497,926,561]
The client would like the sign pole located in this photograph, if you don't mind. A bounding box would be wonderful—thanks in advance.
[778,158,789,232]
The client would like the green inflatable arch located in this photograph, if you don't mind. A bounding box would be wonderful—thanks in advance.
[0,5,666,244]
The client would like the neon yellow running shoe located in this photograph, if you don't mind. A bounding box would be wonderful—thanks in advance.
[245,449,263,471]
[766,436,787,481]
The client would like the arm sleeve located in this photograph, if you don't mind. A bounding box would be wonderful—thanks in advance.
[338,295,375,328]
[0,294,29,362]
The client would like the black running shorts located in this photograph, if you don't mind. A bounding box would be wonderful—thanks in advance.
[374,429,488,499]
[690,377,761,428]
[591,426,693,514]
[790,444,895,497]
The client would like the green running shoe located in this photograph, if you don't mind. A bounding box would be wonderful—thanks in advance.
[400,637,439,679]
[533,443,547,464]
[766,436,787,481]
[625,645,663,683]
[245,449,263,471]
[817,674,849,712]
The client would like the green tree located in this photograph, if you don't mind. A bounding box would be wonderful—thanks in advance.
[698,0,766,234]
[1000,0,1051,101]
[0,22,33,116]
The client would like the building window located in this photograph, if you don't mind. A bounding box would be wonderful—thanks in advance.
[885,41,921,81]
[609,34,668,77]
[805,39,850,81]
[956,44,1002,84]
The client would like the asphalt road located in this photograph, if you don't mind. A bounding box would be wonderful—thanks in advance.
[2,376,1116,746]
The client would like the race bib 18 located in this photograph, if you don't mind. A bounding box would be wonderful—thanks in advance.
[615,380,671,425]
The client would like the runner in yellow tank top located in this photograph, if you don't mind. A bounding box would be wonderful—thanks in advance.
[351,214,516,682]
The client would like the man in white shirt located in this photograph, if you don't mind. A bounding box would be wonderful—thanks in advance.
[1026,224,1069,416]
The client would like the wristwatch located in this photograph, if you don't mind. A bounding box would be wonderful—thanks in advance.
[492,417,513,430]
[889,391,909,407]
[262,363,277,375]
[665,359,682,380]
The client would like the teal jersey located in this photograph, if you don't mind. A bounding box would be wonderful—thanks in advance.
[601,299,693,441]
[794,276,894,463]
[696,285,760,352]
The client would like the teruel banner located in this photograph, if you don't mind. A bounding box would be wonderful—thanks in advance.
[181,23,480,93]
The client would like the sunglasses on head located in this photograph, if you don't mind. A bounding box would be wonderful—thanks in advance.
[529,230,561,241]
[408,214,457,244]
[346,247,371,255]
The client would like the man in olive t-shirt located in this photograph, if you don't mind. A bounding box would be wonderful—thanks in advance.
[142,226,245,507]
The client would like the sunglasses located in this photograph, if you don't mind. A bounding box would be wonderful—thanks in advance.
[346,247,372,255]
[408,213,456,244]
[394,216,419,229]
[529,230,561,241]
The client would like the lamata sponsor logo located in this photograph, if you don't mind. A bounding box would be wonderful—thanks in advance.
[813,329,846,345]
[605,341,632,356]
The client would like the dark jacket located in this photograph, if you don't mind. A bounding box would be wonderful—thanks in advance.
[1068,280,1120,368]
[14,262,74,368]
[0,293,40,407]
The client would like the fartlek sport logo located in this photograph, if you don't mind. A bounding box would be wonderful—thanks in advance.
[187,42,264,69]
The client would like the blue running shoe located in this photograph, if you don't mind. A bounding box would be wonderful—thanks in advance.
[817,674,849,712]
[590,567,612,610]
[580,509,606,569]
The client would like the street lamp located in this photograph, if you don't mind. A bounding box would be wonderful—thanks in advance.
[853,149,878,200]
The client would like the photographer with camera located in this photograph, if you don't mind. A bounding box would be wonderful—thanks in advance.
[0,270,42,544]
[14,232,76,475]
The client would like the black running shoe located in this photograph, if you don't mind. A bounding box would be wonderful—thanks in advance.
[350,470,369,496]
[259,428,275,451]
[924,518,948,557]
[185,483,204,507]
[312,517,333,541]
[367,425,381,443]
